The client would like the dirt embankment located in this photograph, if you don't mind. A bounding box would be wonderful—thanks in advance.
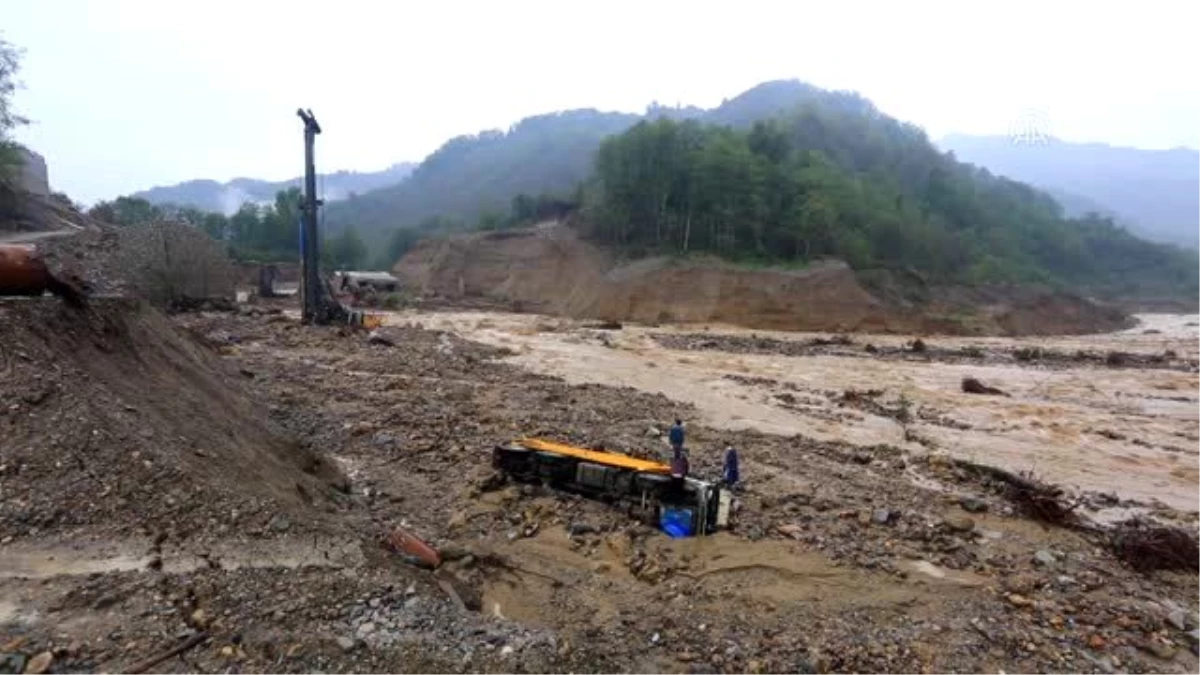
[394,226,1132,336]
[911,283,1135,337]
[1,189,101,237]
[0,297,349,546]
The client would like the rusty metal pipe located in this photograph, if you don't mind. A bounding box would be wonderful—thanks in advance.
[0,244,51,296]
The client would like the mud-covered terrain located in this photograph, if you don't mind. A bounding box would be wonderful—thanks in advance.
[1,296,1197,674]
[403,311,1200,514]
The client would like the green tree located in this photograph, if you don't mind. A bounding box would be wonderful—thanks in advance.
[199,212,229,241]
[0,36,27,188]
[228,203,262,250]
[246,189,295,253]
[327,226,367,270]
[88,196,163,226]
[218,188,302,261]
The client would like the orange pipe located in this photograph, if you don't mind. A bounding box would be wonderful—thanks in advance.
[386,527,441,569]
[0,245,51,296]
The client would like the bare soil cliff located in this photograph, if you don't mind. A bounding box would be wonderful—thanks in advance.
[394,225,1132,336]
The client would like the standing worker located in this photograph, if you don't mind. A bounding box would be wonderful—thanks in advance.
[668,419,685,455]
[670,443,690,499]
[722,443,740,490]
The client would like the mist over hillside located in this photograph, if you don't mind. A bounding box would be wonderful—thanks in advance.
[322,110,642,235]
[133,163,415,215]
[938,135,1199,248]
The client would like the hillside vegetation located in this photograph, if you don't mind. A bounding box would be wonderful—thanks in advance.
[86,189,371,270]
[1,37,28,215]
[323,110,639,237]
[939,134,1200,249]
[321,83,849,237]
[582,89,1198,297]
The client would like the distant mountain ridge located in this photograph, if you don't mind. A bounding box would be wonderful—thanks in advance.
[323,81,865,237]
[133,162,416,215]
[323,110,642,235]
[937,135,1199,248]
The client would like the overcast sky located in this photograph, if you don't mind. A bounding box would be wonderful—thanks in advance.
[5,0,1198,204]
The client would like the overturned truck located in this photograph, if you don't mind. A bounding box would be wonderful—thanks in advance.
[493,438,732,536]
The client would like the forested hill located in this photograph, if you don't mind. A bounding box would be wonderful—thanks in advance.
[323,81,840,236]
[134,163,415,215]
[938,135,1200,249]
[585,93,1197,298]
[323,110,641,235]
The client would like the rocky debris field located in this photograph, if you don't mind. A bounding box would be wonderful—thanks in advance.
[1,302,1197,673]
[0,298,349,551]
[653,332,1199,373]
[31,227,129,297]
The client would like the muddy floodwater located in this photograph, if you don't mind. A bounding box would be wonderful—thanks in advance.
[392,310,1200,513]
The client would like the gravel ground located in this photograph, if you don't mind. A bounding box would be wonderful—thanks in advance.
[0,302,1195,673]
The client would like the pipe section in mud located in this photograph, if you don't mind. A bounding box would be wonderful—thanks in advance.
[0,244,51,296]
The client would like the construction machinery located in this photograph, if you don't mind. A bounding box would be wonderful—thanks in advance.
[296,108,329,324]
[292,109,382,331]
[492,438,732,537]
[333,270,400,294]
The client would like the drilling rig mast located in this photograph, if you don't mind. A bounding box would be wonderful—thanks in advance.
[296,108,322,323]
[294,108,358,326]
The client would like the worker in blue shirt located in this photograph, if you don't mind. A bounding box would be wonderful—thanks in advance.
[668,419,685,454]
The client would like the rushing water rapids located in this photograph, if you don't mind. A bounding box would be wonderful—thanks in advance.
[392,310,1199,513]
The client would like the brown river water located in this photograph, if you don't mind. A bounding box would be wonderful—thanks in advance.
[392,310,1199,514]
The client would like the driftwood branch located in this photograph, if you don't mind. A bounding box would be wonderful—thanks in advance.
[123,631,208,674]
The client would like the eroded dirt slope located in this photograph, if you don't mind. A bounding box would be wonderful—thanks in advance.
[394,225,1132,336]
[0,297,349,549]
